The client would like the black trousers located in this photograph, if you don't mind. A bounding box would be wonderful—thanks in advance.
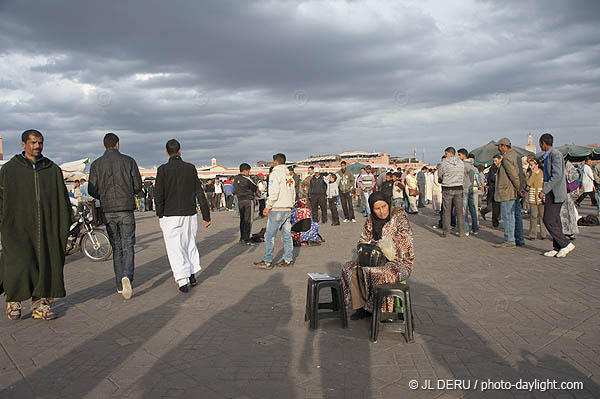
[328,197,340,224]
[339,191,355,220]
[310,194,327,223]
[481,194,501,227]
[225,194,234,209]
[437,202,457,228]
[206,192,215,210]
[238,199,253,242]
[576,191,598,206]
[258,199,266,217]
[543,192,569,250]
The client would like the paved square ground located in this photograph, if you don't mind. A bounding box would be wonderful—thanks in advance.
[1,201,599,398]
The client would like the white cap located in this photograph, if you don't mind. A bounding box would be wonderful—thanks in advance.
[314,167,321,173]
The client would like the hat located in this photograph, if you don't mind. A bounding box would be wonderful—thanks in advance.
[366,165,372,169]
[314,167,321,173]
[257,173,264,177]
[497,138,511,146]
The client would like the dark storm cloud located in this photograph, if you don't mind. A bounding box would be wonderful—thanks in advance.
[0,0,598,167]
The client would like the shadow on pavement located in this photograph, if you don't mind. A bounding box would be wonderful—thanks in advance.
[300,261,373,398]
[57,227,239,313]
[133,273,296,399]
[0,227,242,398]
[390,280,600,398]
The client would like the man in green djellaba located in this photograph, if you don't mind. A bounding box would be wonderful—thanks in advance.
[0,130,72,320]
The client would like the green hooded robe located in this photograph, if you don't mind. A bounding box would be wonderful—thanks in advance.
[0,154,72,302]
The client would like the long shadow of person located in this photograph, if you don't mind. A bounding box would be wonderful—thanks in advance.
[374,280,600,398]
[296,261,374,398]
[0,227,246,398]
[130,273,297,399]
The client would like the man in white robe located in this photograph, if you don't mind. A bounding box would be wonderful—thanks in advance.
[154,139,211,292]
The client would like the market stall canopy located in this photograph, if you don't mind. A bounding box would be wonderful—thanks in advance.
[535,145,600,162]
[471,141,534,167]
[60,158,90,179]
[346,162,367,175]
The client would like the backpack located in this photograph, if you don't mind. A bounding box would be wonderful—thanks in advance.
[577,215,600,226]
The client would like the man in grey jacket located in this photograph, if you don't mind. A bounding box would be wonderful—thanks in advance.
[437,147,465,237]
[416,167,427,208]
[458,149,479,235]
[539,133,574,258]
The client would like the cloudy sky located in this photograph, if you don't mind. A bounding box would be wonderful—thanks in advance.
[0,0,598,167]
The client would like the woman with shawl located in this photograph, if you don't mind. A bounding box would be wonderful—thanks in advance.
[340,192,415,320]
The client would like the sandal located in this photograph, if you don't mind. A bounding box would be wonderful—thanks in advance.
[7,302,21,320]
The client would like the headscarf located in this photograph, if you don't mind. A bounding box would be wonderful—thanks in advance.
[368,191,391,241]
[565,161,579,184]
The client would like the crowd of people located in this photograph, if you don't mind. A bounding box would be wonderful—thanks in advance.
[1,129,597,322]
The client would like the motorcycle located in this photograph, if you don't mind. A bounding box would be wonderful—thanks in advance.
[66,205,112,261]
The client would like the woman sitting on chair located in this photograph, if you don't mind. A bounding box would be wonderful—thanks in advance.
[341,191,415,320]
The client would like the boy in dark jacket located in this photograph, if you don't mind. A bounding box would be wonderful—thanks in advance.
[309,167,328,223]
[233,163,258,245]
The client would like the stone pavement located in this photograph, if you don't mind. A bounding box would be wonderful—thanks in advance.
[1,201,599,399]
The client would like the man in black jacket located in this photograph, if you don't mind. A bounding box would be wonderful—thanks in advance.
[89,133,142,300]
[233,163,258,245]
[309,167,328,223]
[154,139,211,293]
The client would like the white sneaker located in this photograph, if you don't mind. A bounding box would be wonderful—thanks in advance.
[121,277,132,300]
[543,250,558,257]
[351,219,356,223]
[555,243,575,258]
[343,219,349,223]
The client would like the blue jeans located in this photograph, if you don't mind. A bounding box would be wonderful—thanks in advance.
[233,196,240,217]
[463,189,479,233]
[263,210,293,263]
[500,199,524,245]
[138,197,146,212]
[362,190,372,215]
[104,211,136,290]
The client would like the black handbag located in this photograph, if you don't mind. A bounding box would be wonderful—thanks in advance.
[357,242,387,267]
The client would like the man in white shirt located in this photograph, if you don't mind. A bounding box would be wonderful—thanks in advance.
[254,153,296,269]
[575,157,598,207]
[214,178,223,210]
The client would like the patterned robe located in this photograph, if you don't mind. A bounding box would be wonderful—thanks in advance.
[561,162,580,235]
[341,209,415,313]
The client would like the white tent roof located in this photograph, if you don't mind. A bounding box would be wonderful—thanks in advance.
[60,158,90,173]
[59,158,90,180]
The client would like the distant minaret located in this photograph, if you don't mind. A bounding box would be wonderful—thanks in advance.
[0,133,3,160]
[413,147,417,159]
[525,134,536,153]
[211,157,217,167]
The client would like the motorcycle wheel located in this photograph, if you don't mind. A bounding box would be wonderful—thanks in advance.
[81,231,112,261]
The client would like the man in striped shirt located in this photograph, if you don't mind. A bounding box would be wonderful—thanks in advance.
[357,165,376,216]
